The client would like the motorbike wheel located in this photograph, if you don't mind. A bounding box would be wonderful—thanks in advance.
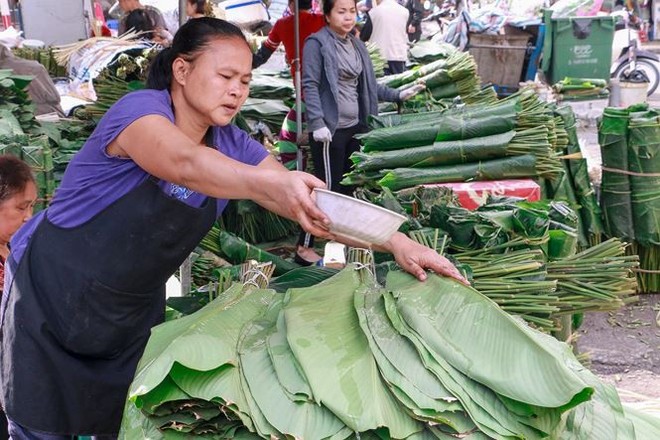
[612,57,660,96]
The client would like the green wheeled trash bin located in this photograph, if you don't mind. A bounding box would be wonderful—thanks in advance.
[541,9,616,84]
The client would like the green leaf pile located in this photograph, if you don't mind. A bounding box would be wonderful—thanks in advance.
[120,266,660,439]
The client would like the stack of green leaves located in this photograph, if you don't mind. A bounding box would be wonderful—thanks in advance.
[121,265,660,439]
[598,104,660,293]
[380,192,638,328]
[555,105,604,247]
[627,111,660,293]
[200,224,299,276]
[0,69,39,134]
[345,91,562,191]
[552,77,609,101]
[32,119,95,186]
[122,264,660,439]
[248,73,294,100]
[219,199,298,244]
[12,46,68,77]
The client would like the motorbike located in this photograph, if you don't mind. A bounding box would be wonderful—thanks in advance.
[610,8,660,96]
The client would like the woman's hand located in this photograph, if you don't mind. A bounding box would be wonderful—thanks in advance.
[399,83,426,101]
[379,232,469,284]
[254,157,333,239]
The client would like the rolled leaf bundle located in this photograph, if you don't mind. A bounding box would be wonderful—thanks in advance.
[378,155,539,191]
[627,112,660,246]
[599,107,637,240]
[357,113,516,153]
[351,131,516,172]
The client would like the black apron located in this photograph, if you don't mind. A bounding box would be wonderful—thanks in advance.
[0,177,217,435]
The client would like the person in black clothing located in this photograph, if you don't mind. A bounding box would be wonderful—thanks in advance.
[406,0,424,42]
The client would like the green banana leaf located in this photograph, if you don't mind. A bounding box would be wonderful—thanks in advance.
[238,300,348,439]
[382,289,552,439]
[386,271,593,409]
[379,155,539,191]
[267,312,314,401]
[283,267,423,437]
[127,285,276,431]
[355,285,469,431]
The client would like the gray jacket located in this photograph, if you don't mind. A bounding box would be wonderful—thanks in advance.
[302,26,401,134]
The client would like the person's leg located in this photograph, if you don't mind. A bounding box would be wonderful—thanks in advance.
[387,60,406,75]
[317,127,355,195]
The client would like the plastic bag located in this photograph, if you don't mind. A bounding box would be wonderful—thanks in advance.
[550,0,604,18]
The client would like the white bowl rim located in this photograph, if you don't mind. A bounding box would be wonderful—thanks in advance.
[313,188,408,223]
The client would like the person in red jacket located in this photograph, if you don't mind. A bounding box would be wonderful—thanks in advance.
[252,0,325,80]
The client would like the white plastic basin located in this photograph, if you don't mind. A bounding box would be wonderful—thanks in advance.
[314,188,407,246]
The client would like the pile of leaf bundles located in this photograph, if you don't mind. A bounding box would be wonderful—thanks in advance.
[546,238,639,314]
[554,105,604,246]
[248,72,294,100]
[0,69,39,134]
[356,98,520,152]
[552,77,609,101]
[12,46,67,77]
[408,41,457,63]
[200,224,299,276]
[599,104,660,293]
[239,98,291,133]
[626,110,660,292]
[219,199,298,244]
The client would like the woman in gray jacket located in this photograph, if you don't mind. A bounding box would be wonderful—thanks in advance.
[297,0,423,263]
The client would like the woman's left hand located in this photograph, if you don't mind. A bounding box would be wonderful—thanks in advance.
[399,83,426,101]
[382,232,469,284]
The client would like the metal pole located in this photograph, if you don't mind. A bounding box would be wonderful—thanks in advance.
[293,0,304,171]
[180,255,192,296]
[179,0,187,25]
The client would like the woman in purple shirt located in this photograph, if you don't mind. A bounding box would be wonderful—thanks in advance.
[0,18,465,439]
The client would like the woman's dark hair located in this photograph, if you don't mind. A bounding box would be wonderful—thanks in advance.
[188,0,207,15]
[124,8,156,39]
[323,0,356,16]
[146,17,248,90]
[0,155,35,203]
[298,0,313,10]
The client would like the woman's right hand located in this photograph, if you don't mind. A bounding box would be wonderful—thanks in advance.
[255,161,333,239]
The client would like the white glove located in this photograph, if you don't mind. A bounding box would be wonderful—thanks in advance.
[313,126,332,143]
[399,83,426,101]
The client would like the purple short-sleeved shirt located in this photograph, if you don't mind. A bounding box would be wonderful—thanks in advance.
[8,89,269,275]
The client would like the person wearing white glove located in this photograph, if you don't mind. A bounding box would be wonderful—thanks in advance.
[312,126,333,143]
[296,0,418,265]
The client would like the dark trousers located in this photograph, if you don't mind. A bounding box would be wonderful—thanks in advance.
[6,418,116,440]
[298,123,366,248]
[385,60,406,76]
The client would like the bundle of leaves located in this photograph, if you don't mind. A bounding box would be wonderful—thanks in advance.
[120,265,659,439]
